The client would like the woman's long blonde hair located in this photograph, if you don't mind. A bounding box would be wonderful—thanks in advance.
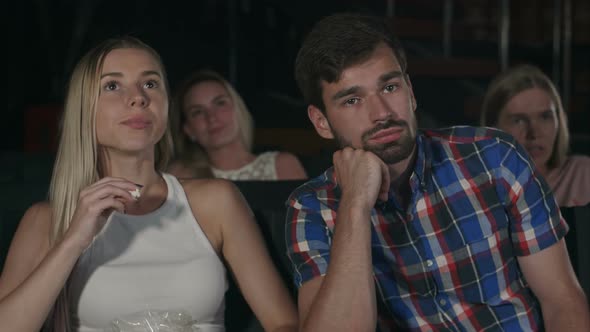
[46,36,173,331]
[169,70,254,171]
[480,64,569,169]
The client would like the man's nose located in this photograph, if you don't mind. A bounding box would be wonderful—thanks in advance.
[205,109,217,123]
[368,94,394,122]
[526,119,542,139]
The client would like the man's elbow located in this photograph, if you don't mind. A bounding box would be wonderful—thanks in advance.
[540,286,590,331]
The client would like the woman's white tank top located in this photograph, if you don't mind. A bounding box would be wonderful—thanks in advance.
[68,173,227,331]
[212,151,279,180]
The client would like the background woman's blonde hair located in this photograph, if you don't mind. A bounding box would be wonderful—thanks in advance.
[170,70,254,169]
[480,64,569,169]
[46,36,172,331]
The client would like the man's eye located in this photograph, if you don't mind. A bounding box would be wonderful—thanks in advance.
[144,80,158,89]
[384,84,398,93]
[344,97,360,106]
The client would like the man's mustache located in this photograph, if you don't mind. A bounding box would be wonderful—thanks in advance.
[362,119,408,141]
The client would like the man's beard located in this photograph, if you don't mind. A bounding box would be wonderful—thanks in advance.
[332,118,416,165]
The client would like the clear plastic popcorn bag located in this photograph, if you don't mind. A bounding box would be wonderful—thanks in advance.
[106,310,201,332]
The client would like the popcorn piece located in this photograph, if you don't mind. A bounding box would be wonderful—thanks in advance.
[129,188,141,200]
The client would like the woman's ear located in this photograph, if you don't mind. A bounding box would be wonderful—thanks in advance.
[183,123,196,142]
[307,105,334,139]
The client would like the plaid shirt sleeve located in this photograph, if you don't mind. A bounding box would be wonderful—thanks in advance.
[285,192,333,288]
[496,137,568,256]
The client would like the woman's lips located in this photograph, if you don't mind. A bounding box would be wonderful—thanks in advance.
[208,126,225,136]
[121,117,151,129]
[525,145,546,158]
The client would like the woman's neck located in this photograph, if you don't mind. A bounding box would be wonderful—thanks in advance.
[537,164,550,178]
[98,149,167,215]
[99,148,160,187]
[206,140,256,171]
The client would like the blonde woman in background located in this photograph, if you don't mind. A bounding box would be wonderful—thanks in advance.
[0,37,297,332]
[168,70,307,180]
[481,64,590,207]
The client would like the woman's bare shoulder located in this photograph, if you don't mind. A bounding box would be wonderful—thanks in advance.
[21,201,53,228]
[567,154,590,165]
[14,202,53,248]
[2,201,52,272]
[561,155,590,176]
[167,160,213,179]
[179,178,241,205]
[177,178,250,249]
[275,151,307,180]
[0,201,54,299]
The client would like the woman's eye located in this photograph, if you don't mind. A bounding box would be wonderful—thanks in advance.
[104,81,119,91]
[190,109,204,117]
[513,118,526,125]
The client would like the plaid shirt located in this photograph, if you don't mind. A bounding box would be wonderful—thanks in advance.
[286,126,567,331]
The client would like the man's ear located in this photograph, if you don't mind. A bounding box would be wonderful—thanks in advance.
[307,105,334,139]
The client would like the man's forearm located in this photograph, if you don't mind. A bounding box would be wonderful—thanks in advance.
[302,199,377,331]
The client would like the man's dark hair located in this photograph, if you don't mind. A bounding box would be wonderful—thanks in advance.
[294,13,407,112]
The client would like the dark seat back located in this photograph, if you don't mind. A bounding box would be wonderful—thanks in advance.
[561,204,590,296]
[224,180,304,332]
[0,152,53,271]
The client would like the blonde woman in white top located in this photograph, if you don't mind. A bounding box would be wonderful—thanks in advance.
[0,37,297,331]
[168,70,307,180]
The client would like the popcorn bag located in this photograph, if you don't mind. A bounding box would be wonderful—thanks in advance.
[106,310,200,332]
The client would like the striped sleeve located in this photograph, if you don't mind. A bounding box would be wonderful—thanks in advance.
[285,194,332,288]
[496,137,568,256]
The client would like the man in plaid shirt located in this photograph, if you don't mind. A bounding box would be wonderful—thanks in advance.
[287,13,589,331]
